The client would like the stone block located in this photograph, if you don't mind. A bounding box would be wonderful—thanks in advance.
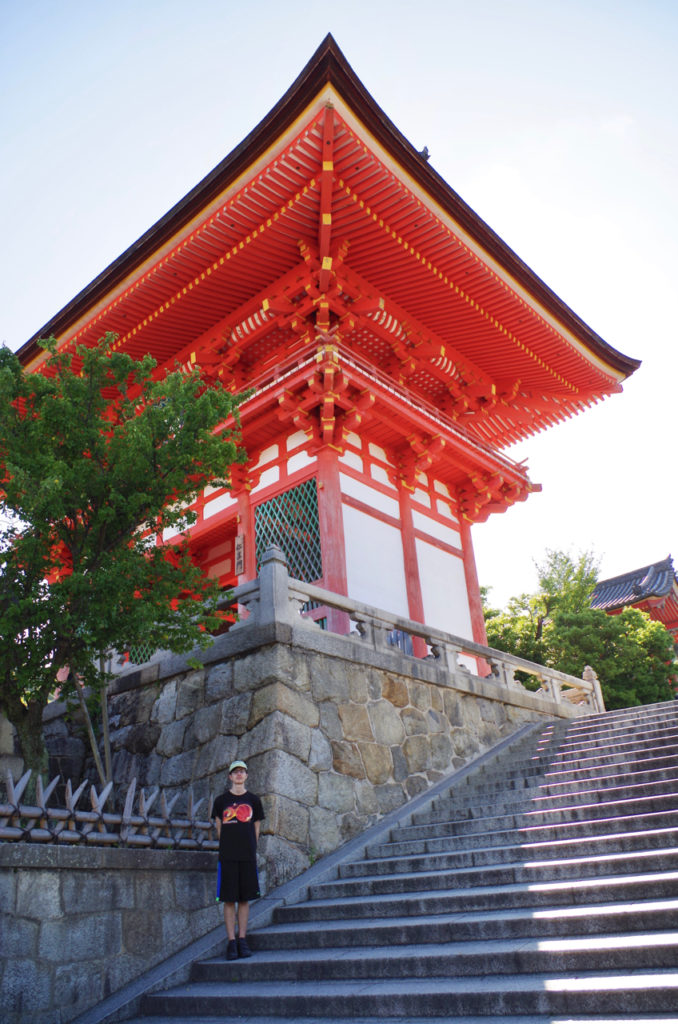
[0,867,16,913]
[408,680,431,711]
[381,674,408,707]
[339,811,364,842]
[175,670,205,719]
[159,748,198,787]
[331,740,365,779]
[17,871,61,920]
[430,686,443,712]
[402,734,429,773]
[188,704,221,745]
[233,645,308,694]
[310,657,350,702]
[358,742,392,785]
[39,911,123,961]
[373,783,406,815]
[348,674,369,704]
[122,908,165,956]
[318,701,342,740]
[367,670,382,701]
[240,711,311,762]
[1,958,53,1020]
[258,834,310,890]
[250,748,317,806]
[151,680,177,724]
[264,793,310,845]
[337,703,373,742]
[54,959,104,1017]
[430,732,454,770]
[354,779,379,815]
[405,775,429,799]
[205,660,234,703]
[61,872,135,912]
[309,728,332,771]
[219,691,252,735]
[367,701,405,746]
[318,772,355,813]
[0,916,39,958]
[110,686,158,728]
[249,682,318,729]
[401,707,427,736]
[426,708,446,733]
[156,719,187,757]
[309,805,341,855]
[194,735,236,780]
[390,744,409,782]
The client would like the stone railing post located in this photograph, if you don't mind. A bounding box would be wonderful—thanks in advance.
[257,546,297,627]
[583,665,605,713]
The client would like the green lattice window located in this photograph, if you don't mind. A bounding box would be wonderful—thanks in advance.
[128,641,156,665]
[254,478,322,582]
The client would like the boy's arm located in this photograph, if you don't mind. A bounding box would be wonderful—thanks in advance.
[254,821,260,841]
[214,817,221,839]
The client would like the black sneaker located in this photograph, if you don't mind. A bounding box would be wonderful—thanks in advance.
[226,939,238,961]
[237,936,252,958]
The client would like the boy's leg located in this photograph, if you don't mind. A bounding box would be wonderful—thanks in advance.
[237,900,250,938]
[223,902,237,940]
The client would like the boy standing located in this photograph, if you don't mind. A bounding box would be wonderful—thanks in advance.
[212,759,265,960]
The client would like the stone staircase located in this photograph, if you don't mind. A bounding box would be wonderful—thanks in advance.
[134,700,678,1023]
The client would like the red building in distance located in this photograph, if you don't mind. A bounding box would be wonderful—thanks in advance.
[591,557,678,644]
[17,36,639,651]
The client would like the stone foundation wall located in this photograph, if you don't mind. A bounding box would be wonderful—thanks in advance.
[59,619,567,893]
[0,844,216,1024]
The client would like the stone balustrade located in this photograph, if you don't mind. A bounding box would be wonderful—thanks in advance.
[224,546,605,714]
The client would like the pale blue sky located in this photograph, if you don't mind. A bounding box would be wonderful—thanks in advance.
[1,0,676,606]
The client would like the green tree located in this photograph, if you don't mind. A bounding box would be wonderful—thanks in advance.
[484,549,675,708]
[0,335,246,779]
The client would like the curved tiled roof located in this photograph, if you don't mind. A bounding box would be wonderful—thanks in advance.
[590,556,677,612]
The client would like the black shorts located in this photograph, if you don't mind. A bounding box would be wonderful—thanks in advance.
[216,859,260,903]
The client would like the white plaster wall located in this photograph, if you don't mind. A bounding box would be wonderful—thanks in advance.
[342,504,409,617]
[339,473,399,518]
[415,537,473,640]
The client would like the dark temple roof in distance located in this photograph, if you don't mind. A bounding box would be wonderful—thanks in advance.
[590,556,678,612]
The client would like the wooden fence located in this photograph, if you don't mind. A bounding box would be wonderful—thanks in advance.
[0,769,218,849]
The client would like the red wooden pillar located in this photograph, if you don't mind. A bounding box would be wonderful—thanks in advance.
[460,517,488,648]
[398,483,428,658]
[316,446,349,633]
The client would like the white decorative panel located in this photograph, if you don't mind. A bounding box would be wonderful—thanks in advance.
[412,509,461,548]
[251,466,280,495]
[415,538,472,639]
[339,450,363,472]
[344,431,362,448]
[413,487,431,507]
[287,450,316,475]
[340,473,399,519]
[256,444,279,467]
[204,492,237,519]
[286,430,308,451]
[342,504,409,617]
[370,464,392,488]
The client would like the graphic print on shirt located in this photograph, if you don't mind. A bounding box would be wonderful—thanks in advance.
[222,802,253,824]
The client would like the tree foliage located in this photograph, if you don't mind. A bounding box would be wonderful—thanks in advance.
[484,549,675,710]
[0,335,247,774]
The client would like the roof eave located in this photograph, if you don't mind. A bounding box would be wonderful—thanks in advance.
[16,34,641,381]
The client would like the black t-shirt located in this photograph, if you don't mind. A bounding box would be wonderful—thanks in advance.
[212,790,264,863]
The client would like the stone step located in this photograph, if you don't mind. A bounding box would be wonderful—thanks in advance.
[537,715,678,745]
[188,931,678,982]
[270,901,678,937]
[356,823,678,872]
[454,758,678,793]
[382,809,678,857]
[412,789,678,829]
[128,1016,678,1024]
[309,843,678,901]
[435,768,678,805]
[140,971,678,1016]
[486,736,678,776]
[299,875,678,918]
